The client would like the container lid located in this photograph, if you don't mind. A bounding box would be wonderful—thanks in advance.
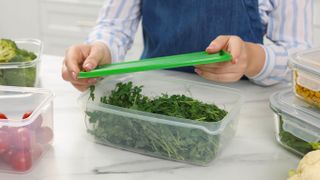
[0,85,53,127]
[270,89,320,142]
[78,50,232,78]
[289,48,320,76]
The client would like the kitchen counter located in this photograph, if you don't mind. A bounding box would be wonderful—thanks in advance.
[0,55,300,180]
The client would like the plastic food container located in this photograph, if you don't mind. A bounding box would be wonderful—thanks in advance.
[0,39,42,87]
[79,73,243,165]
[289,48,320,109]
[270,89,320,156]
[0,86,54,173]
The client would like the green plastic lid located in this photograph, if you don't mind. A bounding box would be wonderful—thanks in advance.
[78,50,232,78]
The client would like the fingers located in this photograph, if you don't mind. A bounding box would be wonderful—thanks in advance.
[206,35,244,64]
[61,44,101,92]
[227,36,243,64]
[195,68,242,82]
[61,61,97,85]
[64,45,89,79]
[206,36,229,53]
[83,42,108,71]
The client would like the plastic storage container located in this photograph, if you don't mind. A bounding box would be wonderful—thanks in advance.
[289,48,320,109]
[0,39,42,87]
[0,86,54,173]
[79,73,243,165]
[270,89,320,156]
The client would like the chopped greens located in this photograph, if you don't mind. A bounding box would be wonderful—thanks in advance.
[85,82,230,164]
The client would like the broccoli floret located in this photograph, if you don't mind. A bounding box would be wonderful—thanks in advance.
[10,49,37,62]
[0,70,5,85]
[0,39,18,62]
[0,39,38,87]
[3,67,36,87]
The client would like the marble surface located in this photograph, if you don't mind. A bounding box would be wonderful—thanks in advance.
[0,55,300,180]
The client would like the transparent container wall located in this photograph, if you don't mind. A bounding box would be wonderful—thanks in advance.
[274,112,320,156]
[81,73,242,165]
[293,70,320,109]
[0,39,42,87]
[0,87,53,173]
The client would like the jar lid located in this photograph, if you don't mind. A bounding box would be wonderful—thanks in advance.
[270,89,320,142]
[289,48,320,76]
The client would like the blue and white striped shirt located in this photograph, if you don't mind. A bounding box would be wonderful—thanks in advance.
[87,0,313,86]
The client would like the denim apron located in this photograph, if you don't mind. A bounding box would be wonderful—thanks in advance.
[141,0,264,73]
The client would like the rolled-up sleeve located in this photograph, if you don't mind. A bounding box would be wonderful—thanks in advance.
[86,0,142,63]
[250,0,313,86]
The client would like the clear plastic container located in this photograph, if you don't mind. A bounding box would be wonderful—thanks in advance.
[0,86,54,173]
[289,48,320,109]
[79,73,243,165]
[0,39,42,87]
[270,89,320,156]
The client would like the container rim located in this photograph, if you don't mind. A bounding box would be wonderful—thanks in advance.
[269,89,320,129]
[79,72,243,135]
[0,85,54,127]
[0,39,43,69]
[289,48,320,76]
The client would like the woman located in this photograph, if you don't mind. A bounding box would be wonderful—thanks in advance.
[62,0,313,91]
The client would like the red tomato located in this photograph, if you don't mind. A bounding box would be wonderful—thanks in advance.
[0,113,7,119]
[12,128,35,150]
[22,112,43,130]
[22,112,32,119]
[36,127,53,144]
[10,150,32,172]
[2,149,15,164]
[0,130,9,154]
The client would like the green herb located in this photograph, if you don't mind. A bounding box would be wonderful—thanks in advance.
[86,82,229,164]
[0,39,37,87]
[279,117,320,155]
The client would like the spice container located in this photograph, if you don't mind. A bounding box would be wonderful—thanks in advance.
[0,86,54,173]
[270,89,320,156]
[0,39,42,87]
[289,48,320,108]
[79,73,243,165]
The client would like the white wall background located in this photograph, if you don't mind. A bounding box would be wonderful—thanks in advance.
[0,0,319,58]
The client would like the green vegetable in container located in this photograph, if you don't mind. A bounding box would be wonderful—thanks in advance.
[279,118,320,155]
[0,39,37,87]
[86,82,229,164]
[0,39,17,62]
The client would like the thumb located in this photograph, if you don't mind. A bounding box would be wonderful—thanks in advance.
[82,45,103,72]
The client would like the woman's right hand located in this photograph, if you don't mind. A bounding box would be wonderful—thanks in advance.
[62,42,112,91]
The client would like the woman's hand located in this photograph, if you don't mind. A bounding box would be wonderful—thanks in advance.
[61,42,112,91]
[195,35,265,82]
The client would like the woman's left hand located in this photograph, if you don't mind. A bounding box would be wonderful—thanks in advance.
[195,35,265,82]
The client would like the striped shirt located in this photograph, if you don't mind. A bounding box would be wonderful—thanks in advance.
[87,0,313,86]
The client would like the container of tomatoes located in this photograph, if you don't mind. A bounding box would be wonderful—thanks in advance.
[0,85,54,173]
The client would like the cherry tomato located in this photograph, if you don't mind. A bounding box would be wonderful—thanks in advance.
[0,113,7,119]
[22,112,43,130]
[22,112,32,119]
[10,150,32,172]
[2,149,15,164]
[12,128,35,150]
[36,127,53,144]
[0,130,9,154]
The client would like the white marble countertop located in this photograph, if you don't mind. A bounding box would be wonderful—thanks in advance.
[0,55,300,180]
